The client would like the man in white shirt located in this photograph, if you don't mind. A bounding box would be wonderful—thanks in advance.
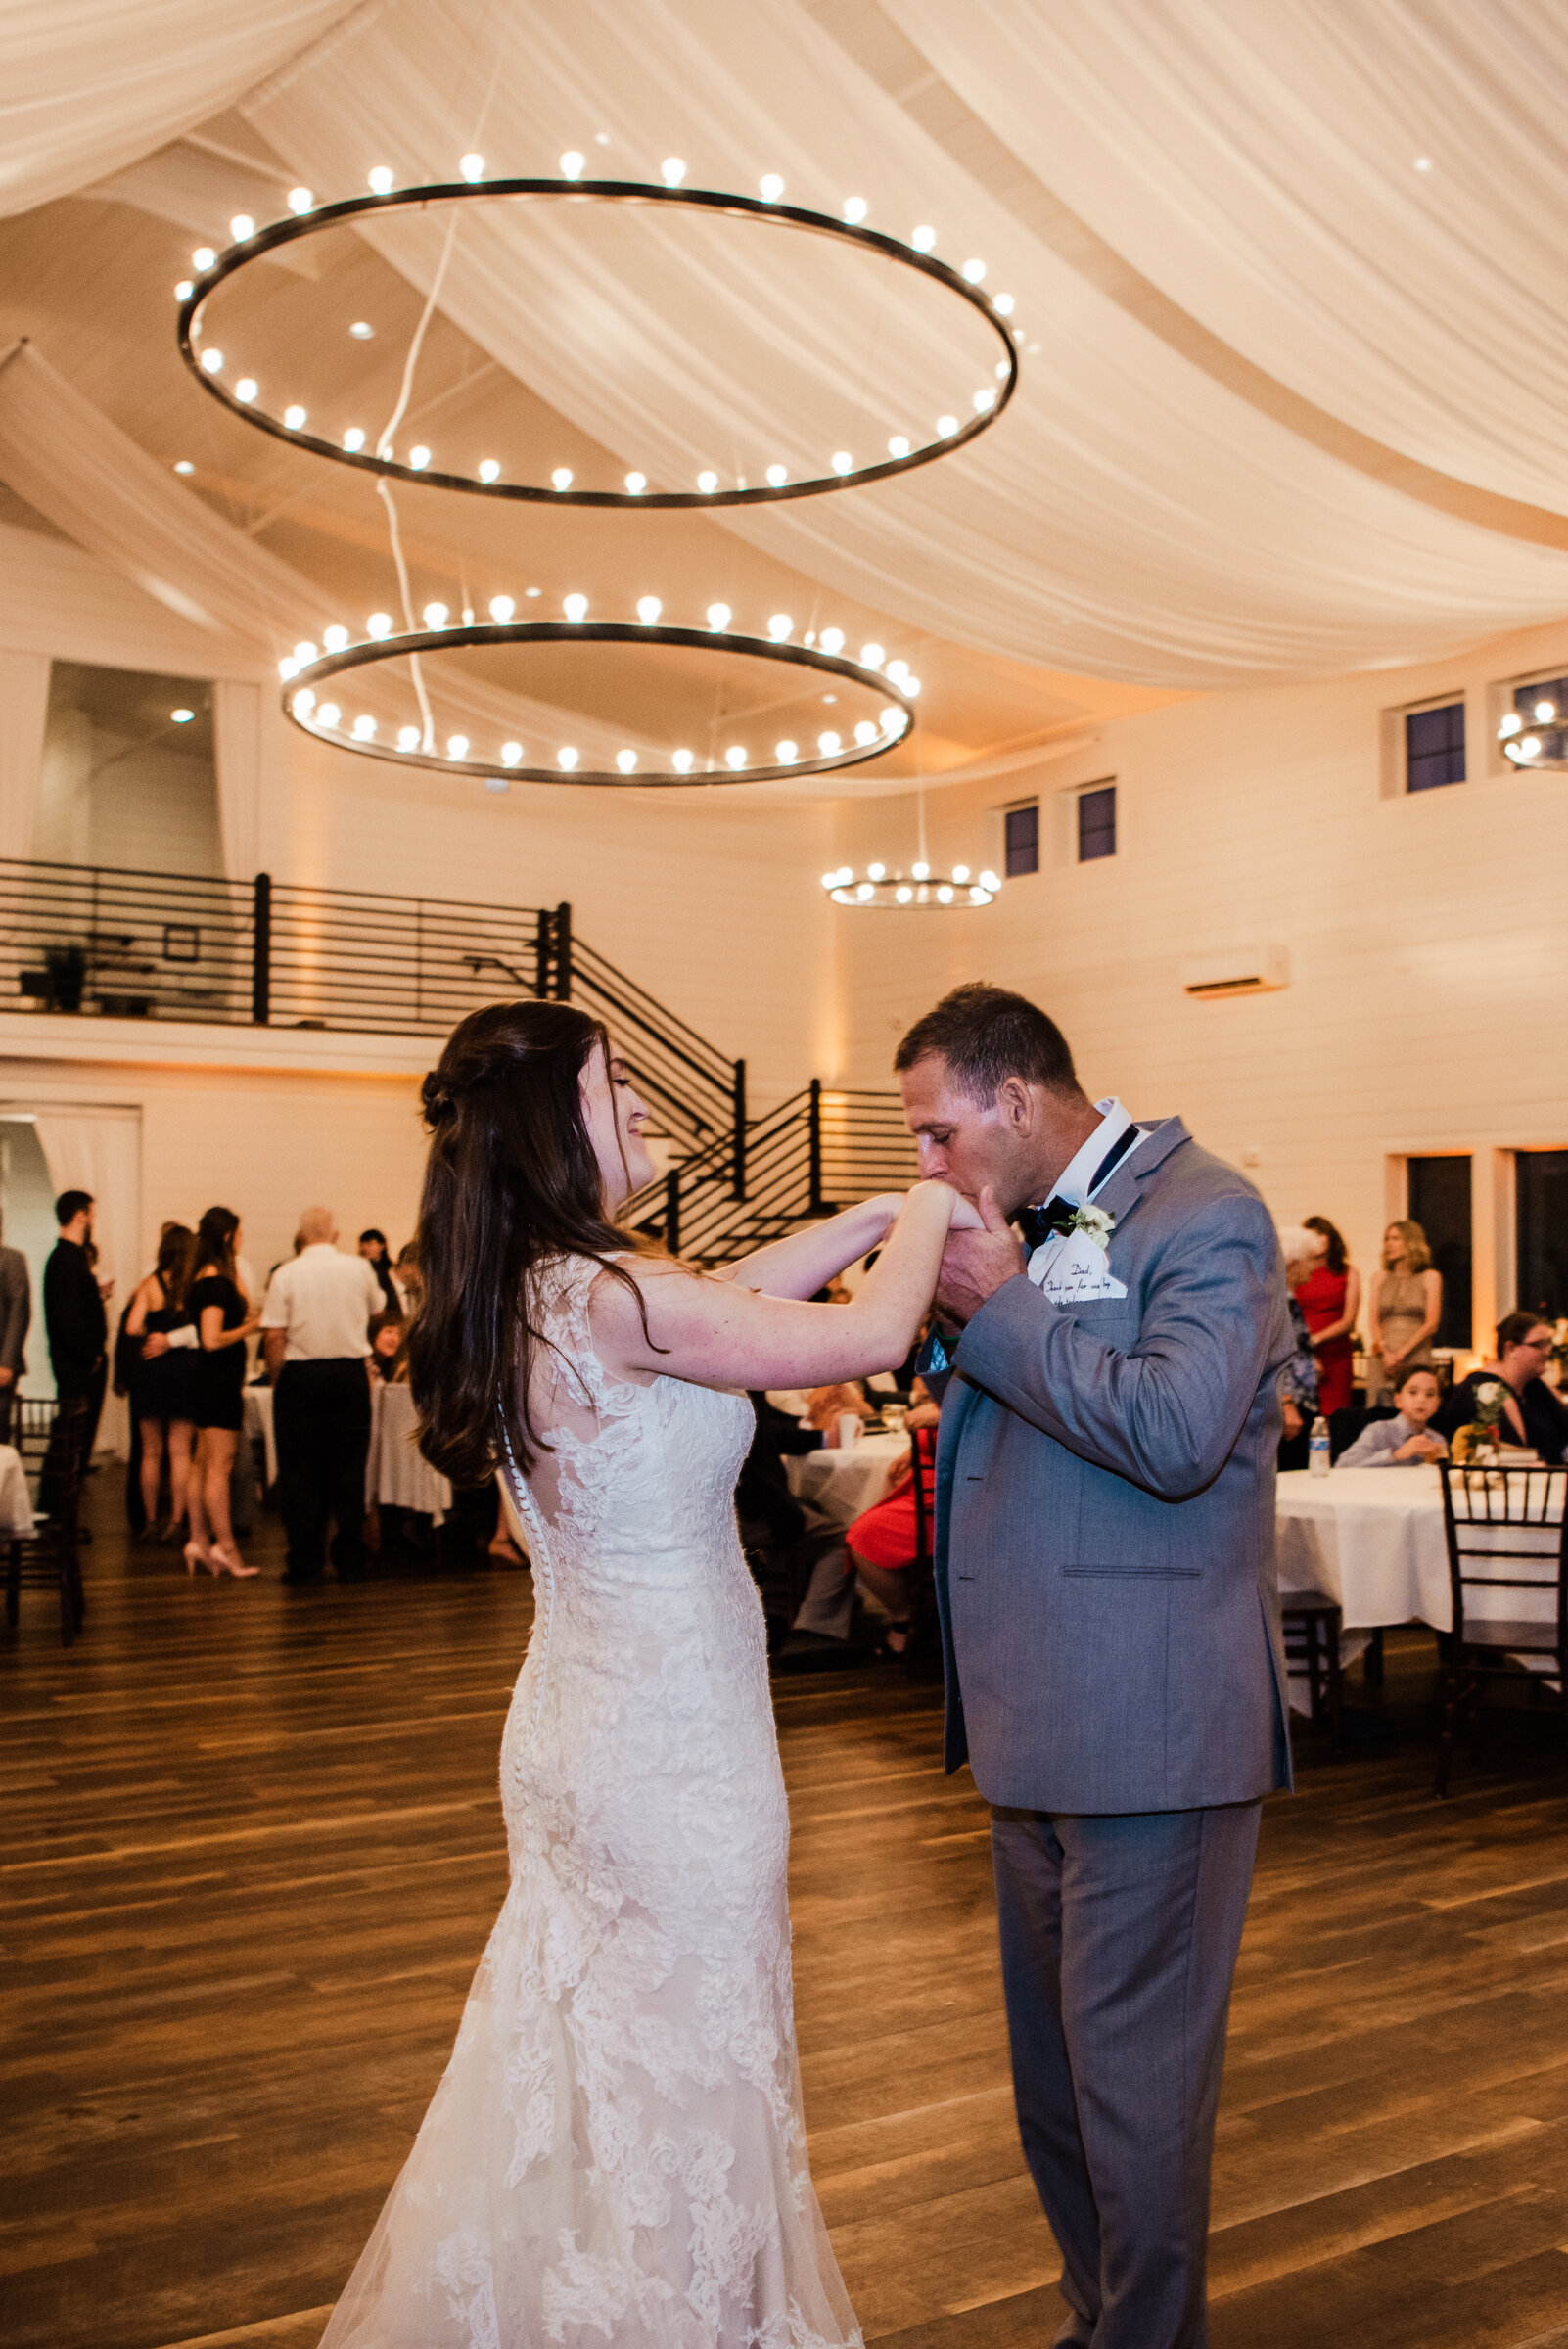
[261,1207,384,1585]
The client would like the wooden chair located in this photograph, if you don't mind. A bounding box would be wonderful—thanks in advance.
[1279,1590,1343,1745]
[1435,1462,1568,1798]
[5,1396,88,1645]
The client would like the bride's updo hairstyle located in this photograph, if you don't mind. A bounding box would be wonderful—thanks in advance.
[409,998,657,1483]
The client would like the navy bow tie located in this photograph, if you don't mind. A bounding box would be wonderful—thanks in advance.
[1018,1124,1140,1256]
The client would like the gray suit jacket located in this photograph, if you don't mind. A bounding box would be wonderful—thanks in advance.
[935,1118,1293,1815]
[0,1243,29,1379]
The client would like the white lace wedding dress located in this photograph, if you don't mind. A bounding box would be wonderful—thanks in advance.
[320,1253,861,2349]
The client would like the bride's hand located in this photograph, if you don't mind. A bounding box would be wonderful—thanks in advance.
[946,1192,986,1231]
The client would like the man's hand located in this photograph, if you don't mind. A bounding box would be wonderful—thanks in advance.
[934,1185,1027,1329]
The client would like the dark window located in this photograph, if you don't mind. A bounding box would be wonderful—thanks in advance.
[1516,1150,1568,1320]
[1004,803,1038,877]
[1404,701,1465,793]
[1407,1156,1472,1349]
[1077,785,1116,862]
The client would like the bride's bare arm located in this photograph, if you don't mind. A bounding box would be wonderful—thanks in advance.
[720,1194,905,1300]
[592,1182,963,1391]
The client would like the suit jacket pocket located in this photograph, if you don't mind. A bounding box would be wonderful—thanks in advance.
[1064,1560,1200,1578]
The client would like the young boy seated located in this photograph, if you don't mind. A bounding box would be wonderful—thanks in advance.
[1338,1364,1450,1466]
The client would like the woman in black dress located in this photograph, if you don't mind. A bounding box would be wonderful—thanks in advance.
[184,1206,260,1577]
[124,1222,197,1543]
[358,1227,400,1313]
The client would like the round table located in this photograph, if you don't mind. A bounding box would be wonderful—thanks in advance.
[784,1431,910,1528]
[1276,1465,1564,1634]
[367,1381,452,1524]
[0,1443,35,1537]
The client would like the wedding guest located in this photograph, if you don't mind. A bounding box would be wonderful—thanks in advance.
[368,1310,405,1381]
[1367,1220,1442,1404]
[124,1223,198,1543]
[0,1212,30,1444]
[1275,1227,1321,1471]
[845,1382,942,1656]
[358,1228,400,1313]
[43,1189,108,1501]
[1338,1365,1449,1466]
[805,1380,874,1432]
[1298,1215,1360,1415]
[261,1207,383,1585]
[1438,1313,1568,1460]
[184,1208,260,1577]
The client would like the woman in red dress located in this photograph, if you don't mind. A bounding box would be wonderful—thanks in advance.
[1296,1214,1361,1417]
[846,1390,939,1656]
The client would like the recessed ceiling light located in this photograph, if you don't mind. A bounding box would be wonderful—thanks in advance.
[348,320,374,340]
[170,708,195,723]
[173,460,195,475]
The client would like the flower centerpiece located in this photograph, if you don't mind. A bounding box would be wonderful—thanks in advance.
[1450,1377,1509,1463]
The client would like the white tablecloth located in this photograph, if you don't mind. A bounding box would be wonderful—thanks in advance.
[1276,1467,1564,1634]
[785,1431,910,1527]
[0,1443,34,1537]
[366,1380,452,1524]
[243,1384,275,1487]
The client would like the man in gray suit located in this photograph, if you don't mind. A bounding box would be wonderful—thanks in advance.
[896,984,1292,2349]
[0,1220,30,1444]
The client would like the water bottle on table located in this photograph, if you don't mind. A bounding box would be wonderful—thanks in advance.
[1308,1414,1330,1476]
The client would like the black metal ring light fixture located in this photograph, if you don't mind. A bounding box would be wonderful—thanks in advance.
[176,172,1021,506]
[283,619,915,787]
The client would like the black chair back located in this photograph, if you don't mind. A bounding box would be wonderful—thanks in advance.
[1435,1462,1568,1793]
[1328,1405,1398,1462]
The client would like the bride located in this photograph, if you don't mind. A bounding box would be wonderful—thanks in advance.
[319,998,972,2348]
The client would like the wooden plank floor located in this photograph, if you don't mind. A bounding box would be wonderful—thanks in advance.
[5,1480,1568,2349]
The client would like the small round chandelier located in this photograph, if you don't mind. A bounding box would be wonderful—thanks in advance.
[176,164,1022,506]
[822,860,1000,909]
[1499,687,1568,770]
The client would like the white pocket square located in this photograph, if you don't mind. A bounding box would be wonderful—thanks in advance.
[1030,1228,1129,1303]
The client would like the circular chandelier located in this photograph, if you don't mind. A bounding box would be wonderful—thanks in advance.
[175,163,1021,505]
[822,860,1000,909]
[283,615,915,786]
[1499,692,1568,770]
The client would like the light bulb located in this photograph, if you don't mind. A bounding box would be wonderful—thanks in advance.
[230,214,255,241]
[170,707,195,724]
[563,592,588,622]
[911,224,937,252]
[856,882,874,901]
[1520,735,1542,757]
[888,435,910,458]
[880,706,903,732]
[560,151,584,179]
[558,746,579,769]
[760,173,785,202]
[843,196,867,224]
[397,725,420,752]
[1535,699,1556,720]
[317,702,341,728]
[348,320,374,339]
[912,859,930,880]
[833,890,852,904]
[867,862,886,881]
[323,624,349,652]
[860,642,884,668]
[937,414,958,438]
[953,863,970,883]
[962,256,986,283]
[818,730,842,754]
[853,720,877,746]
[407,444,430,471]
[765,463,788,486]
[726,745,747,768]
[192,246,216,270]
[200,347,224,374]
[352,714,377,741]
[366,613,392,638]
[288,187,313,214]
[821,871,839,888]
[819,626,845,655]
[672,748,694,773]
[616,749,638,773]
[995,360,1010,380]
[294,641,317,664]
[662,157,686,186]
[293,688,316,716]
[1499,712,1523,735]
[174,278,194,299]
[832,450,853,476]
[980,870,1000,892]
[501,742,523,765]
[284,403,307,429]
[636,595,662,623]
[343,427,366,451]
[897,886,913,903]
[767,613,793,640]
[706,603,731,631]
[904,675,921,697]
[551,467,574,491]
[460,153,484,182]
[446,734,469,760]
[488,595,516,623]
[993,293,1015,316]
[462,607,474,625]
[368,166,394,195]
[174,459,195,474]
[278,657,298,680]
[777,741,799,763]
[697,469,718,492]
[974,387,996,412]
[886,658,908,681]
[235,377,257,403]
[970,886,989,903]
[422,602,449,628]
[937,885,954,903]
[478,458,500,483]
[624,471,647,494]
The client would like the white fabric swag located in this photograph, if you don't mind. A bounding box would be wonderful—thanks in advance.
[0,649,51,860]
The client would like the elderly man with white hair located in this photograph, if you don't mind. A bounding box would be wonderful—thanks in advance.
[260,1207,385,1585]
[1275,1225,1323,1471]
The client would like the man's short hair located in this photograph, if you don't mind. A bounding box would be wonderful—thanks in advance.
[894,983,1082,1103]
[55,1188,94,1227]
[1393,1361,1439,1394]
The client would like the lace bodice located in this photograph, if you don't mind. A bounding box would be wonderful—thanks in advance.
[320,1253,860,2349]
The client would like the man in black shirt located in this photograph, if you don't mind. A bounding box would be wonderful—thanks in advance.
[44,1189,108,1494]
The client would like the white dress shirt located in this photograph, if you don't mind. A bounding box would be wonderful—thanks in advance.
[260,1243,383,1361]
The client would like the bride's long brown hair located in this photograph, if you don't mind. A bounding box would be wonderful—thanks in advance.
[409,998,659,1484]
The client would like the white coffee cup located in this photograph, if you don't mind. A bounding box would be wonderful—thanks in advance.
[836,1411,861,1451]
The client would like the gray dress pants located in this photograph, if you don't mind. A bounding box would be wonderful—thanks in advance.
[990,1799,1261,2349]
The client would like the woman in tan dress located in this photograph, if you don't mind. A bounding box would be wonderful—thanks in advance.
[1367,1219,1443,1404]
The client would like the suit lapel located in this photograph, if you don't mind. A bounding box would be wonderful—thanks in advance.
[1090,1116,1190,1233]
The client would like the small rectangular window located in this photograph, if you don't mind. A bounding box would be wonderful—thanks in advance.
[1004,803,1039,876]
[1077,784,1117,861]
[1405,700,1465,793]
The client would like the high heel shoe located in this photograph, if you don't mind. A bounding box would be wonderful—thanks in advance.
[208,1545,258,1579]
[183,1539,213,1575]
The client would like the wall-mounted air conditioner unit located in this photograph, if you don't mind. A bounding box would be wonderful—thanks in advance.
[1180,945,1289,1000]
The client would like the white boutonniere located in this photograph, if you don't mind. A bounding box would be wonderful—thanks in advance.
[1068,1204,1116,1252]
